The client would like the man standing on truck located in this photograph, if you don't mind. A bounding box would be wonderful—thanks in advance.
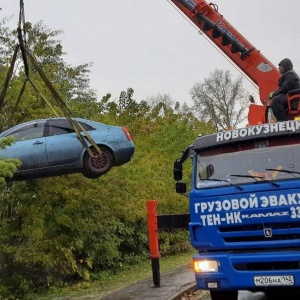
[270,58,300,121]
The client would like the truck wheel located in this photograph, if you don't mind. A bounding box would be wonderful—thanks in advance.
[210,290,238,300]
[265,289,300,300]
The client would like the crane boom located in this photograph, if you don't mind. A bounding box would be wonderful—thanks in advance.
[170,0,289,124]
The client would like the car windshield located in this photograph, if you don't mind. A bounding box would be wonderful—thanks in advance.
[196,142,300,189]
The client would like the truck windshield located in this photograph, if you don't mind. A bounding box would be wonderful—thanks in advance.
[196,142,300,189]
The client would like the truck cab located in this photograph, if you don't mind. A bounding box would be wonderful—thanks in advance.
[175,121,300,299]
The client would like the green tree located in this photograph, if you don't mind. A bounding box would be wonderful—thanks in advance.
[0,137,21,187]
[0,15,218,299]
[0,21,97,130]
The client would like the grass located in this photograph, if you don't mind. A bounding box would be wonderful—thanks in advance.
[36,250,196,300]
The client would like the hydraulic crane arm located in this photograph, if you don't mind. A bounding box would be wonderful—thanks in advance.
[171,0,281,105]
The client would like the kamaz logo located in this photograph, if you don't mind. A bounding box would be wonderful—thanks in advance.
[242,212,289,219]
[264,228,272,238]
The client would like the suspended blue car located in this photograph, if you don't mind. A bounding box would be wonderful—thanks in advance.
[0,117,135,180]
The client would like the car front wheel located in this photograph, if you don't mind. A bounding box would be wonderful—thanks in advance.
[83,147,113,178]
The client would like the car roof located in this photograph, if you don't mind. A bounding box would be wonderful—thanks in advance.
[0,117,104,137]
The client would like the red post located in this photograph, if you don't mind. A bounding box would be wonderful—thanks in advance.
[147,200,160,287]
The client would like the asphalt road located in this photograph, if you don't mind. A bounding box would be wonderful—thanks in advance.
[179,290,266,300]
[238,291,265,300]
[101,264,196,300]
[101,264,267,300]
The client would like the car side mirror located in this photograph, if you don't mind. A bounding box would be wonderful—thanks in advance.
[180,145,193,163]
[174,159,183,181]
[176,182,187,194]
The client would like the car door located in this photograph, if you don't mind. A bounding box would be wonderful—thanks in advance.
[0,121,47,170]
[44,119,85,166]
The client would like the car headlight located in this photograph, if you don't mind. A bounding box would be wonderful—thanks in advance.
[194,259,219,272]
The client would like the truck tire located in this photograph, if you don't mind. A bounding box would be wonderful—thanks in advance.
[210,290,238,300]
[265,289,300,300]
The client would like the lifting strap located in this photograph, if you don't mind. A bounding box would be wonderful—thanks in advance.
[26,51,101,157]
[0,0,102,158]
[0,45,20,110]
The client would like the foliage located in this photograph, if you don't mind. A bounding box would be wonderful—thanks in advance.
[0,20,97,132]
[37,250,195,300]
[0,137,21,187]
[0,100,213,298]
[0,16,220,299]
[191,69,248,130]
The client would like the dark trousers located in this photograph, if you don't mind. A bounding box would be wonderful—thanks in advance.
[271,93,288,121]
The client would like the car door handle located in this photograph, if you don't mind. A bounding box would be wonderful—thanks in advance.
[33,141,44,145]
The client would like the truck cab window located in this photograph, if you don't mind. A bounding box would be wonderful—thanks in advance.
[196,143,300,189]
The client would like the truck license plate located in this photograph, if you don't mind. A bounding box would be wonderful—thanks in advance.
[254,275,294,286]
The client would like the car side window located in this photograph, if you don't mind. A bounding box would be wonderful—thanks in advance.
[47,119,95,136]
[48,126,72,136]
[9,125,44,141]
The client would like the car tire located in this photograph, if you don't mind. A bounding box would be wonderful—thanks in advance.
[83,147,113,178]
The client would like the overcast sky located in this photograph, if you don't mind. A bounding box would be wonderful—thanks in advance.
[2,0,300,105]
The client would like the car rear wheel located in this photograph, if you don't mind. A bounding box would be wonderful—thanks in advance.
[83,147,113,178]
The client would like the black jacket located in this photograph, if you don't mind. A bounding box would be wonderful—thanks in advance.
[273,58,300,96]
